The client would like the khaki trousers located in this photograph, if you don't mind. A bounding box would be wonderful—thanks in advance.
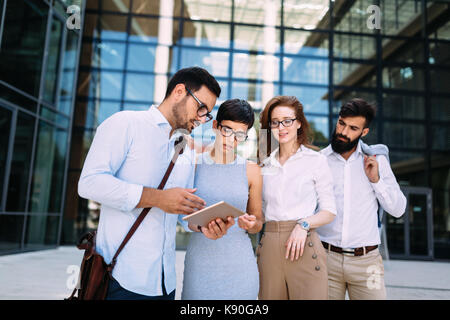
[326,247,386,300]
[257,221,328,300]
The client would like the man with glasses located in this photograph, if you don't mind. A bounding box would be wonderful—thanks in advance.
[78,67,235,300]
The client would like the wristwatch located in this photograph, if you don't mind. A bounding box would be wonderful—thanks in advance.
[297,219,310,231]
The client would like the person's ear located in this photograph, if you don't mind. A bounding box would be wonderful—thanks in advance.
[212,120,218,129]
[172,83,186,102]
[361,127,370,137]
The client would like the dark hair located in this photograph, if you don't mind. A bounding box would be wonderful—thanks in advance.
[339,98,377,128]
[164,67,221,99]
[216,99,255,129]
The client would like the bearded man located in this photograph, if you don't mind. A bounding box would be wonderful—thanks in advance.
[317,98,407,300]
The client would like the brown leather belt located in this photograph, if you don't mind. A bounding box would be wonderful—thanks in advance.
[322,241,378,257]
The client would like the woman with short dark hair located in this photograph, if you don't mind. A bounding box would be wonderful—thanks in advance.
[181,99,263,300]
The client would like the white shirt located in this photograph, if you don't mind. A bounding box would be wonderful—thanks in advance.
[78,106,195,296]
[261,145,337,222]
[317,141,407,248]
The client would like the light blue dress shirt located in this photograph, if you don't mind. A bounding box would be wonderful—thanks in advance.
[78,106,195,296]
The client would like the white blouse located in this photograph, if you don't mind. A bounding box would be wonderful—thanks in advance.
[261,144,337,222]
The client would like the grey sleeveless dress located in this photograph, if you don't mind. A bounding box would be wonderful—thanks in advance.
[181,153,259,300]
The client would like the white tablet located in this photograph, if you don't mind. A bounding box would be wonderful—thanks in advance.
[182,201,246,227]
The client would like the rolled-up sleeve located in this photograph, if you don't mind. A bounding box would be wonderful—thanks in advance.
[314,154,337,215]
[78,112,143,212]
[370,155,406,218]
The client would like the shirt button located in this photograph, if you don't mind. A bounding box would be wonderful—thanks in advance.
[315,266,321,271]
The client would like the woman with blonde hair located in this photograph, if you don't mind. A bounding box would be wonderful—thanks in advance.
[257,95,336,300]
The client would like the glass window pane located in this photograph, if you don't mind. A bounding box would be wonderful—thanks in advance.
[383,93,425,120]
[43,17,64,105]
[127,44,156,71]
[430,68,450,93]
[381,0,422,36]
[129,17,179,44]
[284,0,329,29]
[429,41,450,66]
[24,214,59,248]
[183,21,230,48]
[6,112,35,212]
[382,66,424,91]
[102,0,130,12]
[432,125,450,151]
[0,107,12,207]
[179,48,229,78]
[234,0,281,26]
[0,83,37,113]
[429,8,450,40]
[85,70,123,100]
[234,53,279,81]
[58,30,79,115]
[0,0,48,97]
[29,122,68,213]
[383,37,425,64]
[334,62,376,87]
[284,30,328,57]
[125,73,154,102]
[74,99,121,129]
[333,0,377,34]
[183,0,232,22]
[306,115,329,144]
[0,214,24,252]
[431,156,450,259]
[83,13,128,41]
[234,25,280,53]
[334,33,376,60]
[231,81,277,111]
[40,106,70,128]
[92,40,126,70]
[282,85,328,114]
[383,122,425,148]
[284,56,328,85]
[431,97,450,122]
[132,0,182,16]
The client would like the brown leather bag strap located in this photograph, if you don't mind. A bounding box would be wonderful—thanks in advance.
[107,135,187,272]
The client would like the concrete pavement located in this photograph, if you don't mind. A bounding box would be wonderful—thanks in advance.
[0,246,449,300]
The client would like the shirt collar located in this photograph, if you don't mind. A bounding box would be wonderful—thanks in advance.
[148,105,171,126]
[266,144,307,167]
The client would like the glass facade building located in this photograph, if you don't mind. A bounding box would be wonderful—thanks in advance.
[0,0,84,253]
[0,0,449,260]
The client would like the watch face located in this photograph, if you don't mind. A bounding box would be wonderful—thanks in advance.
[302,221,309,229]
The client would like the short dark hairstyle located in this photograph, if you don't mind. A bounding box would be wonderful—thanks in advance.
[339,98,377,128]
[216,99,255,129]
[164,67,221,99]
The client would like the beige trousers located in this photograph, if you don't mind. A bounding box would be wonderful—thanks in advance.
[326,247,387,300]
[256,221,328,300]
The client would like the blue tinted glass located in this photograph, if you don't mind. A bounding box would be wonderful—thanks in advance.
[283,56,328,85]
[125,74,154,102]
[127,44,156,71]
[282,85,328,114]
[179,48,229,78]
[93,41,126,70]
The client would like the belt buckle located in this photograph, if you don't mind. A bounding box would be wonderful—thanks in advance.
[341,248,355,256]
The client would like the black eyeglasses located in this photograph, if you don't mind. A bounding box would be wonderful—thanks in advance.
[269,118,297,129]
[186,88,213,123]
[218,124,248,142]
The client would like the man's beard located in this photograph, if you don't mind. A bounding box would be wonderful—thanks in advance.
[330,129,362,154]
[172,98,192,132]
